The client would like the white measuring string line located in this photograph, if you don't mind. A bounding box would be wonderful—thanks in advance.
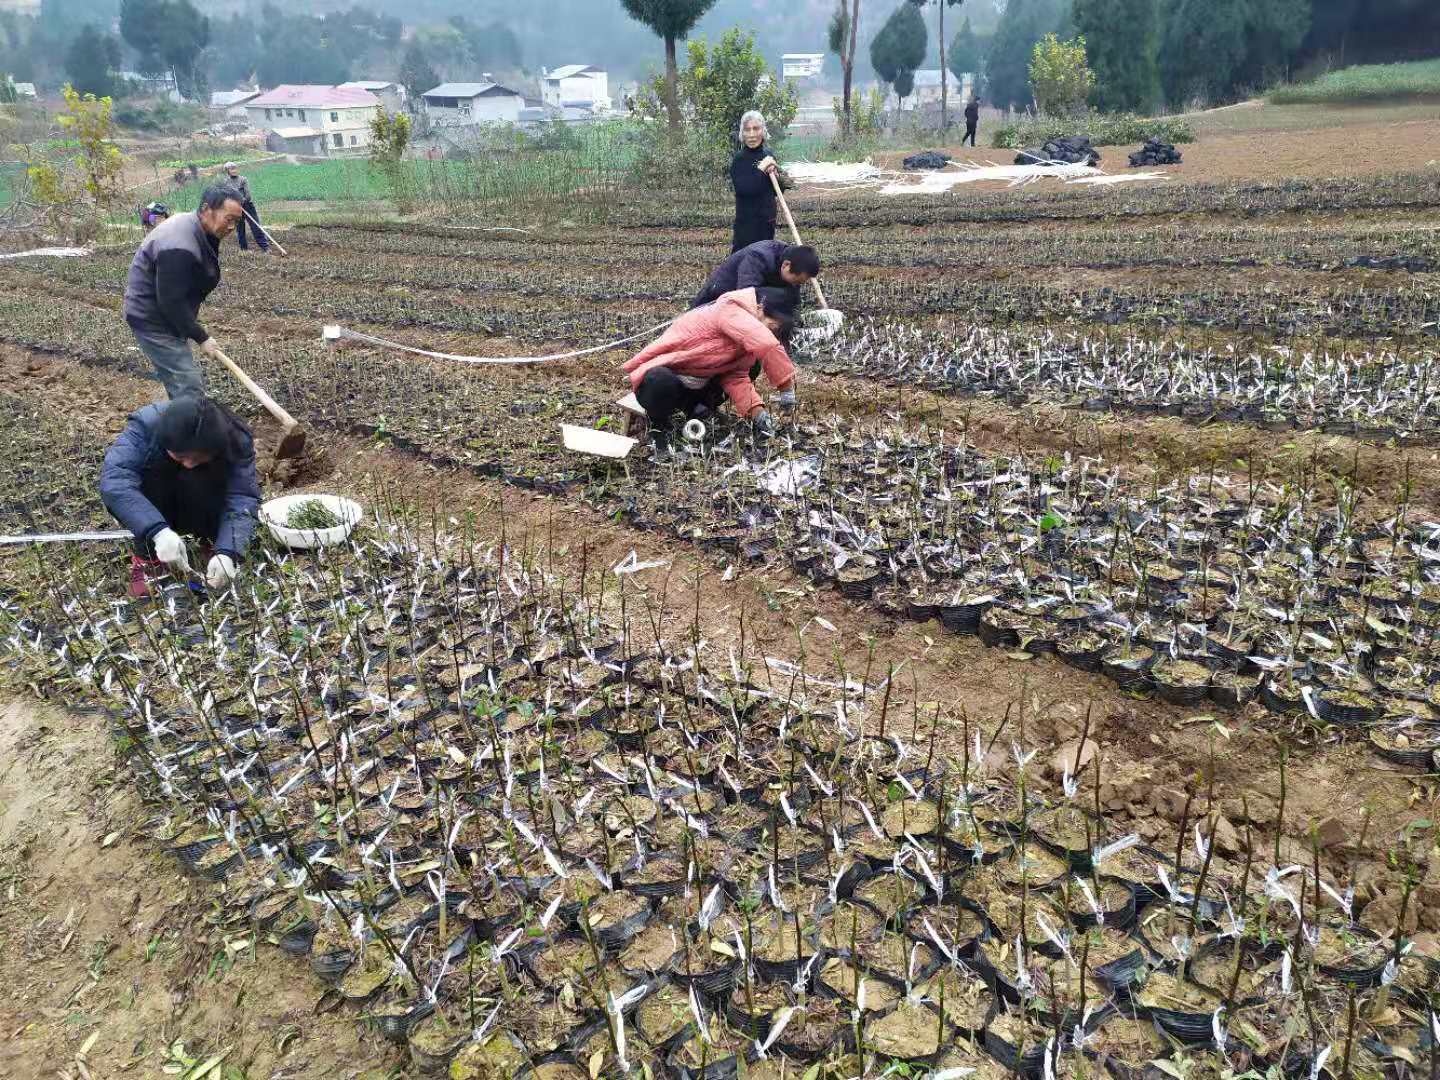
[325,319,678,366]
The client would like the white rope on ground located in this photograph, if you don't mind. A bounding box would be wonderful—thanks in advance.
[325,319,679,365]
[0,246,90,260]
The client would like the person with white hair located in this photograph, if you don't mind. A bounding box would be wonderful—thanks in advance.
[729,110,791,254]
[223,161,269,253]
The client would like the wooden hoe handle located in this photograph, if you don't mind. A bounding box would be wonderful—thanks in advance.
[769,170,830,312]
[210,344,299,430]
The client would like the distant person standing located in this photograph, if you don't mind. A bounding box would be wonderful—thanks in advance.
[224,161,269,253]
[962,98,980,147]
[123,186,244,399]
[729,110,792,254]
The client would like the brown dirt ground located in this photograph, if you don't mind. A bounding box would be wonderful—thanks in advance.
[0,695,399,1079]
[870,113,1440,189]
[2,347,1434,903]
[5,106,1440,1068]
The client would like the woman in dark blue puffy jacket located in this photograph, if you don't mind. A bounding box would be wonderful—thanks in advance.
[729,111,792,254]
[99,394,261,597]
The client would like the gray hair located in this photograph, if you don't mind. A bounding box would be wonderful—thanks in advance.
[198,185,242,213]
[738,110,768,145]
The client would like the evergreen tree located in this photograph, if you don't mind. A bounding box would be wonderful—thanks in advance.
[1159,0,1248,106]
[398,41,440,105]
[870,2,927,104]
[1242,0,1311,86]
[1072,0,1160,112]
[65,23,121,99]
[985,0,1070,111]
[119,0,210,99]
[618,0,719,131]
[947,16,984,81]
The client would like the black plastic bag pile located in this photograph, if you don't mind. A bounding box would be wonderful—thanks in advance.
[1015,135,1100,167]
[1128,138,1182,167]
[902,149,952,170]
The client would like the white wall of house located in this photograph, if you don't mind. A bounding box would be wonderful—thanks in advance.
[542,69,609,110]
[247,103,377,152]
[424,93,523,126]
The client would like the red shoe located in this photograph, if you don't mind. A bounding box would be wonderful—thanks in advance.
[129,555,167,598]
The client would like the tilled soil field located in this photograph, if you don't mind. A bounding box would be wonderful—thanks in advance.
[2,164,1440,1078]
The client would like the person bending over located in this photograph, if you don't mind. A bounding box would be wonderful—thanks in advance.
[623,287,798,457]
[140,201,170,233]
[691,240,820,314]
[99,394,261,598]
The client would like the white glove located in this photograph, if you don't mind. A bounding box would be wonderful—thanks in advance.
[206,554,237,589]
[756,155,777,174]
[152,528,190,574]
[775,387,798,411]
[198,337,220,357]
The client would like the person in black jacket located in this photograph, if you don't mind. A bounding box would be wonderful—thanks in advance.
[730,111,792,254]
[690,240,821,313]
[962,97,980,147]
[99,394,261,598]
[123,186,244,399]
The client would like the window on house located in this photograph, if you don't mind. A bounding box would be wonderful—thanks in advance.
[350,135,357,145]
[330,111,338,123]
[459,102,471,116]
[333,133,343,148]
[298,110,306,122]
[264,108,271,120]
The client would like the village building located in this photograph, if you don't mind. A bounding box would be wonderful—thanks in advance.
[540,65,610,114]
[245,85,381,156]
[421,81,525,127]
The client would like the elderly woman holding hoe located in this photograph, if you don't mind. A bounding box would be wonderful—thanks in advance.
[623,286,798,459]
[730,111,792,254]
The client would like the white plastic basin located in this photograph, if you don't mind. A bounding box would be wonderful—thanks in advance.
[260,493,363,550]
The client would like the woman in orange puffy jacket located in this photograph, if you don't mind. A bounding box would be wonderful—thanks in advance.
[624,287,798,453]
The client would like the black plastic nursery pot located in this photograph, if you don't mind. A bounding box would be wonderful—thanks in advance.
[1151,657,1214,707]
[1313,688,1383,726]
[1101,646,1156,692]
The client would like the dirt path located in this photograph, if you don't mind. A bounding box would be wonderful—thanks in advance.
[0,696,391,1078]
[869,111,1440,186]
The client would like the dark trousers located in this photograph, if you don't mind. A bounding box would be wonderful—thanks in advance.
[731,215,775,255]
[134,461,225,558]
[962,123,977,147]
[236,200,268,251]
[635,368,725,442]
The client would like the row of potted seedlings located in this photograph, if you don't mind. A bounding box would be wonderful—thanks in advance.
[809,320,1440,443]
[621,418,1440,766]
[1,512,1433,1078]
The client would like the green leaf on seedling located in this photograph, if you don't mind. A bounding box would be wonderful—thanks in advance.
[887,781,903,802]
[1039,512,1062,532]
